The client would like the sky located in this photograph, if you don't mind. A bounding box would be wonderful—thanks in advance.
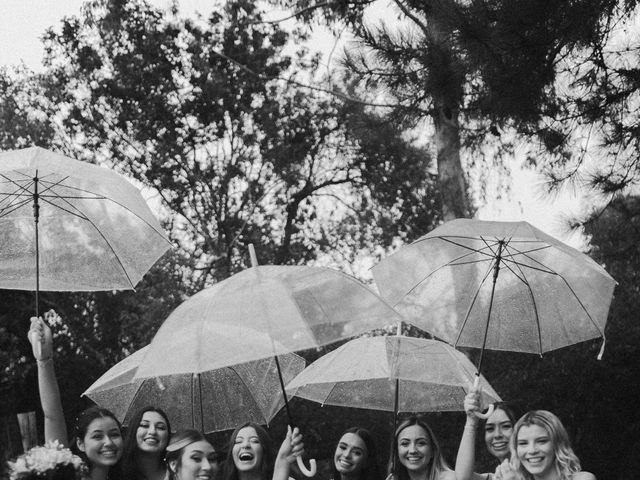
[0,0,591,249]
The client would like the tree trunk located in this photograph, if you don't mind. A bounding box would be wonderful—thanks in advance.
[433,104,470,220]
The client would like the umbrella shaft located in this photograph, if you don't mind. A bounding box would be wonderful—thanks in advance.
[274,354,295,427]
[478,240,504,375]
[33,172,40,317]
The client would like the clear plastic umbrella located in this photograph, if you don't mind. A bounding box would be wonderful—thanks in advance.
[286,333,501,475]
[137,265,402,377]
[373,219,616,419]
[137,258,403,475]
[84,345,305,432]
[372,219,616,369]
[0,147,170,307]
[285,335,501,413]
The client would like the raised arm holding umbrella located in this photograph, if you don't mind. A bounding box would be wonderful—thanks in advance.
[1,146,171,354]
[372,219,615,480]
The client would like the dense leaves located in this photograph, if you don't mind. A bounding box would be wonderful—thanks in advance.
[41,0,440,284]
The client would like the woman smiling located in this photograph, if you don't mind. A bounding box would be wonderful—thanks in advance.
[222,422,304,480]
[166,430,220,480]
[388,417,454,480]
[122,407,172,480]
[495,411,596,480]
[331,427,380,480]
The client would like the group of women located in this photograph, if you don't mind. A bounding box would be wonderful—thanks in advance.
[26,316,596,480]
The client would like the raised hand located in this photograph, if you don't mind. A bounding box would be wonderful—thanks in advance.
[494,459,518,480]
[277,426,305,465]
[28,315,53,361]
[464,388,481,421]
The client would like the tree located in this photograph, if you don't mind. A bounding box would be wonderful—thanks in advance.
[41,0,441,286]
[0,66,58,150]
[274,0,639,220]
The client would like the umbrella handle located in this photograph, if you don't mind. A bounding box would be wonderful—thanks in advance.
[297,456,317,477]
[472,374,495,420]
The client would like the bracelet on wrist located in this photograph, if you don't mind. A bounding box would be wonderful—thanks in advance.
[37,357,53,365]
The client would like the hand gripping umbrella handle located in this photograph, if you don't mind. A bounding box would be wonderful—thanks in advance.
[297,456,317,477]
[472,375,495,420]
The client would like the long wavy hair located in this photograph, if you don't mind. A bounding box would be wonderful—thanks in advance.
[71,406,124,480]
[222,423,274,480]
[388,417,451,480]
[509,410,582,480]
[484,402,518,462]
[122,406,172,479]
[330,427,381,480]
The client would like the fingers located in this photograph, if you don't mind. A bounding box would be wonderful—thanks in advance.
[28,317,43,342]
[494,459,515,480]
[464,390,481,415]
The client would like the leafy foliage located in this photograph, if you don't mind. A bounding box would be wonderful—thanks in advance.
[41,0,440,285]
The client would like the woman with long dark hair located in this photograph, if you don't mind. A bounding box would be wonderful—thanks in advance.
[222,422,304,480]
[28,316,124,480]
[330,427,381,480]
[456,389,518,480]
[122,406,172,480]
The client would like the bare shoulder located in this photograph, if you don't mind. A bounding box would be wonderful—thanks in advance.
[573,472,597,480]
[440,471,457,480]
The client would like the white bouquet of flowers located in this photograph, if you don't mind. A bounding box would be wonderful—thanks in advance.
[7,440,87,480]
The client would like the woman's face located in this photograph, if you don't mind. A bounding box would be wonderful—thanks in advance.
[397,425,432,474]
[232,426,264,472]
[515,424,555,478]
[136,411,170,454]
[77,417,123,469]
[174,440,219,480]
[484,408,513,461]
[334,433,368,477]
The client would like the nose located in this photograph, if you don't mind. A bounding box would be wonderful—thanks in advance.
[148,424,157,434]
[201,458,212,472]
[343,448,353,459]
[104,436,115,446]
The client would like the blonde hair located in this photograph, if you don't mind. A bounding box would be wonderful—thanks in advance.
[389,417,451,480]
[510,410,581,480]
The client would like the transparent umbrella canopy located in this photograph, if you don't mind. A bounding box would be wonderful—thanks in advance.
[372,219,617,371]
[286,335,501,413]
[136,265,403,377]
[84,345,305,433]
[0,147,170,300]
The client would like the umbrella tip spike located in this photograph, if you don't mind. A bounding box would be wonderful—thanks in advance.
[248,244,259,268]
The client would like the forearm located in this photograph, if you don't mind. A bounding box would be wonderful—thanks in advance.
[454,418,480,480]
[272,456,292,480]
[37,358,68,445]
